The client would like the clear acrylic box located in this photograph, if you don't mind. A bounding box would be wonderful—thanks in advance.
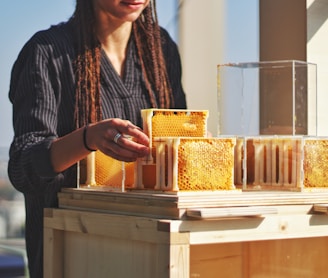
[217,60,317,136]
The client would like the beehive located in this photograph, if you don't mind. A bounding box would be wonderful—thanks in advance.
[235,136,328,191]
[135,109,213,190]
[235,136,303,191]
[80,109,210,191]
[149,137,236,191]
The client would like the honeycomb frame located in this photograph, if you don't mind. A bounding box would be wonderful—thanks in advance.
[234,136,328,191]
[153,137,236,191]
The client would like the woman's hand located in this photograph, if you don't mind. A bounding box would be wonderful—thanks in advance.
[86,118,150,162]
[51,118,150,173]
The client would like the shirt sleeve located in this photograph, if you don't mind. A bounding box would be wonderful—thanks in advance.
[160,28,187,109]
[8,33,62,194]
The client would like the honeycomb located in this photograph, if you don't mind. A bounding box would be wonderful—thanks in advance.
[147,137,236,191]
[303,138,328,188]
[140,109,209,180]
[177,138,236,191]
[91,151,134,188]
[142,109,208,141]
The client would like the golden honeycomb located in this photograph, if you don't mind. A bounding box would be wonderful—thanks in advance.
[137,137,236,191]
[155,137,235,191]
[142,109,208,141]
[303,138,328,188]
[93,151,135,188]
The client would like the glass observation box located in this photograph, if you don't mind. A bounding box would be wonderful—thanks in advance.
[217,60,317,136]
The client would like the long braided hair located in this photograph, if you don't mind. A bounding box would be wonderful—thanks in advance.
[72,0,172,129]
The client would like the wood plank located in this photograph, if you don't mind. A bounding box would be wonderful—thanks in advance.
[248,237,328,278]
[59,188,328,219]
[190,238,328,278]
[59,196,184,219]
[190,243,244,278]
[181,214,328,244]
[62,232,171,278]
[43,226,64,278]
[44,208,189,245]
[313,203,328,213]
[186,206,277,219]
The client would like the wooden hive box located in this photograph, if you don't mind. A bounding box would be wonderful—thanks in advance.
[136,136,236,191]
[234,135,328,191]
[79,109,213,192]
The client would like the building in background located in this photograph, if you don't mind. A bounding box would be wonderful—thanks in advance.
[307,0,328,135]
[178,0,328,136]
[179,0,259,136]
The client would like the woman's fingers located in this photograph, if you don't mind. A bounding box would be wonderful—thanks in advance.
[110,119,149,146]
[90,118,150,161]
[109,133,149,157]
[103,141,148,162]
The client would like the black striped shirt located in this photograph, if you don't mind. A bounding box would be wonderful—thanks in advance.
[8,20,186,278]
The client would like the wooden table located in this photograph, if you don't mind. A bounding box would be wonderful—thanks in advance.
[44,188,328,277]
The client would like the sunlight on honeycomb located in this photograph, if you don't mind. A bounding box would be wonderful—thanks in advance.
[177,138,235,191]
[151,110,207,139]
[303,139,328,188]
[94,151,135,188]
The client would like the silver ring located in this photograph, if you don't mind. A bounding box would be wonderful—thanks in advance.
[113,132,122,144]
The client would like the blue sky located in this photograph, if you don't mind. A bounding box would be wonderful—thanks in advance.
[0,0,177,147]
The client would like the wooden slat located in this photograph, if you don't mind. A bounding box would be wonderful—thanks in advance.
[313,204,328,213]
[186,206,277,219]
[59,188,328,219]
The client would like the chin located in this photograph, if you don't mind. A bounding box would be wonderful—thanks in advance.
[122,12,144,22]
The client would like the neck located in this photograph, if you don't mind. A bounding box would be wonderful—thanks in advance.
[95,14,133,76]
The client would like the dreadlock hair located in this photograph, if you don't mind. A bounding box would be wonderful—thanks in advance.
[71,0,102,129]
[72,0,173,129]
[134,0,173,109]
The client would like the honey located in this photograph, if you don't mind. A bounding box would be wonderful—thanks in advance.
[303,138,328,188]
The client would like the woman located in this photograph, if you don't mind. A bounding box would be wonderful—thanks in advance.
[8,0,186,277]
